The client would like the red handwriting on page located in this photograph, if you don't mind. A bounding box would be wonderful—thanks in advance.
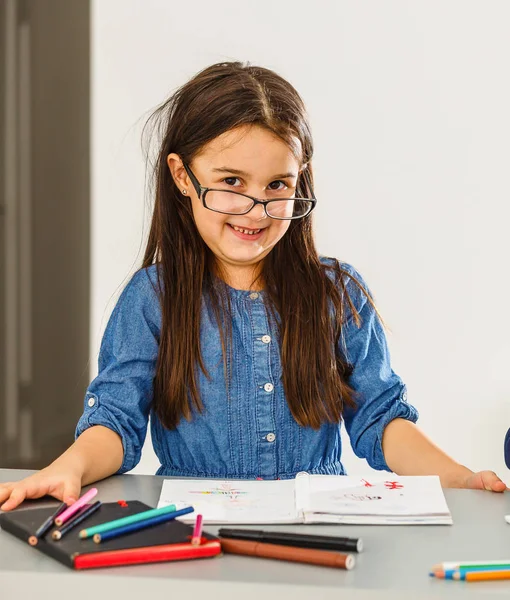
[384,481,404,490]
[361,479,374,487]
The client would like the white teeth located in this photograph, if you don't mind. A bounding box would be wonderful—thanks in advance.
[231,225,261,235]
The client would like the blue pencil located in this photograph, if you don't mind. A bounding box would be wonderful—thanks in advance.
[52,501,102,540]
[93,506,195,543]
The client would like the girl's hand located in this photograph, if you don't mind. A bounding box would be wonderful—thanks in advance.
[0,464,83,511]
[462,470,507,492]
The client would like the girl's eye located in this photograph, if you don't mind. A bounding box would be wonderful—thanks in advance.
[223,177,241,187]
[267,180,287,191]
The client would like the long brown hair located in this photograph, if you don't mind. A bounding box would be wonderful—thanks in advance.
[142,62,372,430]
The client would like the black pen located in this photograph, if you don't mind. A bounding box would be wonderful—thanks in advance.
[218,528,363,553]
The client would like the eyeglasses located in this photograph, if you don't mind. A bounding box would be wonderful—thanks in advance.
[183,164,317,220]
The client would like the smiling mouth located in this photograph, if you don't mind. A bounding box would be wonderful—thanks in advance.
[228,224,263,235]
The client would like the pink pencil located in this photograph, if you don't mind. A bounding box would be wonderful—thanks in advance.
[55,488,98,526]
[191,514,203,545]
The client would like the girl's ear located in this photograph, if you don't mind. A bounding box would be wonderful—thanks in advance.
[167,153,191,195]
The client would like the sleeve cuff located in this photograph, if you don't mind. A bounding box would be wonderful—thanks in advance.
[369,387,419,472]
[74,392,140,474]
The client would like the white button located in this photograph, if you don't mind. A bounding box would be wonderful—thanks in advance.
[266,433,276,442]
[249,292,259,300]
[261,335,271,344]
[264,383,274,393]
[87,397,96,408]
[402,391,407,402]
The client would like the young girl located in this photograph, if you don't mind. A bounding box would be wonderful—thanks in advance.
[0,62,505,511]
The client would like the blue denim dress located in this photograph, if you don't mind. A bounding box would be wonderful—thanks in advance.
[76,260,418,478]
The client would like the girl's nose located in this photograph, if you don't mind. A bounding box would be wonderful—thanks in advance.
[247,203,267,221]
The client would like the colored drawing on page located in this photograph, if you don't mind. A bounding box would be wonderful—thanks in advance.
[189,482,250,504]
[333,493,383,501]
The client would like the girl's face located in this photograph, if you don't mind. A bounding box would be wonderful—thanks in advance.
[168,125,301,286]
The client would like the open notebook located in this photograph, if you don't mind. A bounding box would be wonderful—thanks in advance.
[158,474,452,525]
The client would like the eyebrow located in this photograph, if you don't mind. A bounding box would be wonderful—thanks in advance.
[211,167,298,179]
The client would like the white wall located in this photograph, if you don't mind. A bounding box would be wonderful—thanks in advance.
[91,0,510,479]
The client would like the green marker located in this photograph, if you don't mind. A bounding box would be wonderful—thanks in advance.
[79,503,177,539]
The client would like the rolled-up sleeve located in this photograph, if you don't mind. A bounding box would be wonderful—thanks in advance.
[75,267,161,473]
[339,264,419,472]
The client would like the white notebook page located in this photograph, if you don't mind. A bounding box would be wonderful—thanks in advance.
[304,474,451,517]
[157,478,299,524]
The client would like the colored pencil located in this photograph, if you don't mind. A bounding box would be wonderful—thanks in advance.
[52,501,102,540]
[431,560,510,570]
[79,502,177,539]
[54,488,98,526]
[28,502,67,546]
[430,560,510,578]
[191,514,203,545]
[432,564,510,579]
[454,570,510,582]
[93,506,194,543]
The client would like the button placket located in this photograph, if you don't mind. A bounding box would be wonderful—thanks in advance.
[250,294,277,478]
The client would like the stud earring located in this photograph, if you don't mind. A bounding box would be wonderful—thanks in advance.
[182,189,187,195]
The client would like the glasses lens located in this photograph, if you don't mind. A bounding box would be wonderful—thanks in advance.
[266,199,312,219]
[204,191,314,219]
[205,190,253,214]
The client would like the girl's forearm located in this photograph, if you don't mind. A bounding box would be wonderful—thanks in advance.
[381,418,473,487]
[50,425,124,486]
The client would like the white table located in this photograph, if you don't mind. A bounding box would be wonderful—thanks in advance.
[1,469,510,599]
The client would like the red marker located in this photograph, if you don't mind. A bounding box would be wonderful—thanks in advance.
[74,540,221,569]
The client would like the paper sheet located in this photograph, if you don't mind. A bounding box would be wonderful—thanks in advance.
[157,478,299,524]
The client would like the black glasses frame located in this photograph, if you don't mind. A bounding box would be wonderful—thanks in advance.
[183,164,317,220]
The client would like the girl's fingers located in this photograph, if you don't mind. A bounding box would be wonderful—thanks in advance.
[481,471,507,493]
[25,481,51,501]
[489,476,507,493]
[1,486,27,511]
[62,482,81,506]
[494,481,508,492]
[0,478,52,511]
[0,475,82,511]
[0,483,14,505]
